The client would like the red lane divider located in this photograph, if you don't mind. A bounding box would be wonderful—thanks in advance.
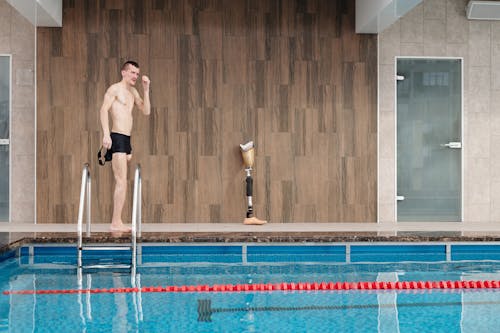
[4,280,500,295]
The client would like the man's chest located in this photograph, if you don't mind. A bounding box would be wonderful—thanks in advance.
[115,91,134,108]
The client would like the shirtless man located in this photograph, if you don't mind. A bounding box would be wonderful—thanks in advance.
[99,61,150,232]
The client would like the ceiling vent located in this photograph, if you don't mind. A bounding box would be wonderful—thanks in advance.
[466,1,500,20]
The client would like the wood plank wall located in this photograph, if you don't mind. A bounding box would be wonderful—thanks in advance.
[36,0,377,224]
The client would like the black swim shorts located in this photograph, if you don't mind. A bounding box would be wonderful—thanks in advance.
[109,132,132,155]
[98,132,132,165]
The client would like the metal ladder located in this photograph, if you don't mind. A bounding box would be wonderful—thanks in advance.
[76,163,142,277]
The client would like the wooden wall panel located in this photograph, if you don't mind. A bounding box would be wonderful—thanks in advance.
[37,0,377,223]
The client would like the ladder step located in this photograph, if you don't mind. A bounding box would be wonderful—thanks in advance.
[82,264,132,269]
[81,246,131,251]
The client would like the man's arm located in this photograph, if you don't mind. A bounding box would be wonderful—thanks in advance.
[99,87,116,149]
[134,75,151,115]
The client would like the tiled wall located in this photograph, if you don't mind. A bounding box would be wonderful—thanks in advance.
[0,0,35,224]
[379,0,500,223]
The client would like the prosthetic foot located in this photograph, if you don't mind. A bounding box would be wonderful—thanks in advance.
[240,141,267,225]
[243,216,267,225]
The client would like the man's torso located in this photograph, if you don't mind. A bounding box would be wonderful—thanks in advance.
[110,83,135,135]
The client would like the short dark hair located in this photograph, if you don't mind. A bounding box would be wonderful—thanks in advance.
[122,60,139,71]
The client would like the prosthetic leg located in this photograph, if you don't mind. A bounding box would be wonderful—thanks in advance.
[240,141,267,225]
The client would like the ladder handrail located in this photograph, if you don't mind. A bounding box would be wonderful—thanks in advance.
[131,164,142,237]
[75,163,142,318]
[77,163,141,279]
[77,163,91,267]
[131,164,142,283]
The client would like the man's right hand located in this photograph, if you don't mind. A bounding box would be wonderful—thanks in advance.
[103,135,112,149]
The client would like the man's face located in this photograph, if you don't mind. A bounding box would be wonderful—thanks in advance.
[122,65,140,85]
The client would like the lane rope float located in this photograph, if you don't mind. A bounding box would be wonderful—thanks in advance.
[4,280,500,295]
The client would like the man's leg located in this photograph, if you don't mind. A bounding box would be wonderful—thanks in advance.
[110,153,131,231]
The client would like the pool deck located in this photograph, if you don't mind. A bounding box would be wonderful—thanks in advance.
[2,222,500,234]
[2,222,500,244]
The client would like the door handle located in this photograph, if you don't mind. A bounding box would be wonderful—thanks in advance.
[440,142,461,149]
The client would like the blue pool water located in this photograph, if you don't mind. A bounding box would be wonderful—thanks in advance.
[2,243,500,332]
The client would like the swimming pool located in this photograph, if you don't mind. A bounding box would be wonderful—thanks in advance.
[2,243,500,332]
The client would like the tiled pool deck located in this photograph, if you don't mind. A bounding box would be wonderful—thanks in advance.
[4,222,500,235]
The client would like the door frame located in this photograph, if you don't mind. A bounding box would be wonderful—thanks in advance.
[394,56,464,222]
[0,54,11,223]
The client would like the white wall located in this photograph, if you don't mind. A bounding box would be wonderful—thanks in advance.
[6,0,62,27]
[356,0,422,33]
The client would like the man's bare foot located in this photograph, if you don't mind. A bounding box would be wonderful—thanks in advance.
[110,224,132,232]
[110,230,124,238]
[243,217,267,225]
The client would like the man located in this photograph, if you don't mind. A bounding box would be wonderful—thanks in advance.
[99,61,150,232]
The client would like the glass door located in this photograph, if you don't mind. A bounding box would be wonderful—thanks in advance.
[0,55,10,221]
[397,58,462,222]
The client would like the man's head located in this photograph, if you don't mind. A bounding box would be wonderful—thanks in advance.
[121,61,140,86]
